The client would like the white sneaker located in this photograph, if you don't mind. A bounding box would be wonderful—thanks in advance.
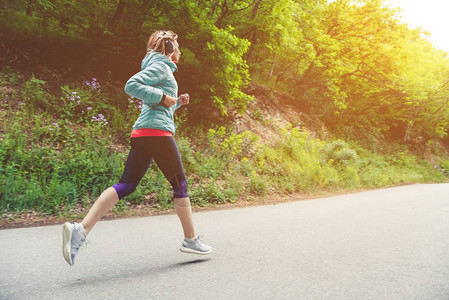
[179,236,212,255]
[62,222,87,266]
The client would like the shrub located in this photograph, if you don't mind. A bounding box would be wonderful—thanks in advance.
[1,72,447,216]
[249,171,269,196]
[22,75,50,112]
[322,139,360,170]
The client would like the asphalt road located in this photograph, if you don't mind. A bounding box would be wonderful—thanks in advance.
[1,183,449,300]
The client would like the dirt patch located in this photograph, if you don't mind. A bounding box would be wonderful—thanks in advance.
[237,83,327,142]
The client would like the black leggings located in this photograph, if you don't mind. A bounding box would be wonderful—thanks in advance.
[112,137,188,199]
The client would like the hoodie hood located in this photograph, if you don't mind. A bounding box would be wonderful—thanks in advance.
[141,52,178,73]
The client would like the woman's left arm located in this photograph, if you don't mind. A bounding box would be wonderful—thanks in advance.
[124,63,167,105]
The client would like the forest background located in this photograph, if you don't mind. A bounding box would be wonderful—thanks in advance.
[1,0,448,225]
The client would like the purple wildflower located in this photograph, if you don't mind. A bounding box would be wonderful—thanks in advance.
[91,113,108,125]
[67,90,81,102]
[49,122,59,131]
[85,77,101,91]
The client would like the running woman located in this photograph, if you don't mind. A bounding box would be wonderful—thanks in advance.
[62,30,212,266]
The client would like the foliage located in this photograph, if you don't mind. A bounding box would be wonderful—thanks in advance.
[0,72,446,215]
[0,113,124,213]
[203,26,254,115]
[2,0,449,149]
[1,0,449,217]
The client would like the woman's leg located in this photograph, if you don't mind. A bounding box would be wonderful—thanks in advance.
[82,138,153,235]
[81,187,119,235]
[174,197,196,239]
[152,137,196,239]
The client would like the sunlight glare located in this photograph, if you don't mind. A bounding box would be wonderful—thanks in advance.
[384,0,449,53]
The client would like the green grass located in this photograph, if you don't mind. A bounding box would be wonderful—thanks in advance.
[1,71,447,217]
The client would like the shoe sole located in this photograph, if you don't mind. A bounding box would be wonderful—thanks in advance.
[179,246,212,255]
[62,222,74,266]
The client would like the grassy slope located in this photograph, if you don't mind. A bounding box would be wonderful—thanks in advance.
[1,72,448,228]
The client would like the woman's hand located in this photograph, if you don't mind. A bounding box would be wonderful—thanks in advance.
[162,93,189,107]
[162,95,178,108]
[178,93,190,106]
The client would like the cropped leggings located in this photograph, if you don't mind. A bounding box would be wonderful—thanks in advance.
[112,136,188,200]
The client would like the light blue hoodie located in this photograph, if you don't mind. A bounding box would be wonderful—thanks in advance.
[124,52,180,135]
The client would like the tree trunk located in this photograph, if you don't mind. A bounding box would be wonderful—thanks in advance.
[266,53,276,81]
[251,0,262,19]
[26,0,34,16]
[109,0,126,30]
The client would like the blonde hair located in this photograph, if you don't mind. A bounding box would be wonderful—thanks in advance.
[146,30,178,56]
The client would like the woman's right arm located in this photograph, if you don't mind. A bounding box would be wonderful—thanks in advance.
[124,63,166,105]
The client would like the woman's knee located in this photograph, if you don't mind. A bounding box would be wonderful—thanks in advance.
[170,173,188,199]
[112,182,138,199]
